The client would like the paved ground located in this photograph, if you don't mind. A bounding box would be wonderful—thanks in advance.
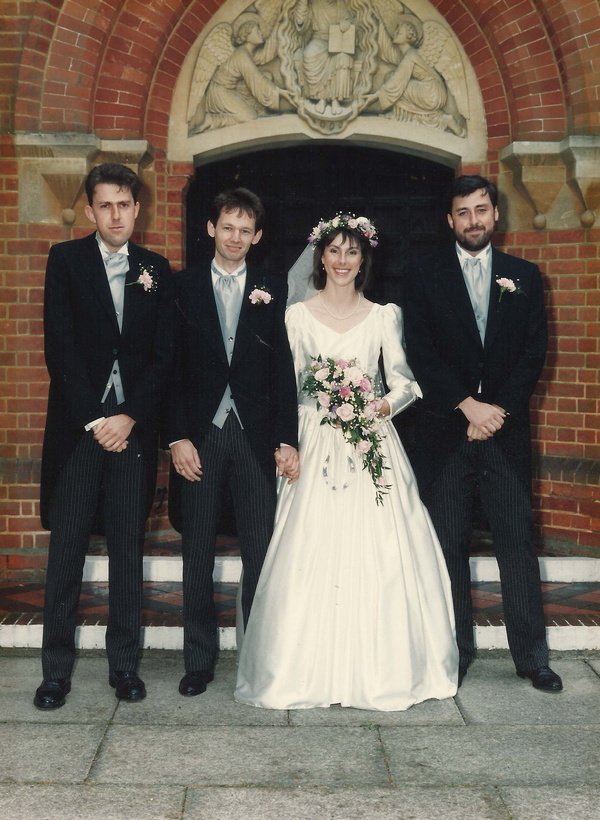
[1,649,599,820]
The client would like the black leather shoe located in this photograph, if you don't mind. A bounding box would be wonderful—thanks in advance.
[179,670,214,696]
[517,666,563,692]
[109,670,146,701]
[33,678,71,709]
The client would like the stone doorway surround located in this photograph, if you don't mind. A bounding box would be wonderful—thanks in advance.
[168,0,487,169]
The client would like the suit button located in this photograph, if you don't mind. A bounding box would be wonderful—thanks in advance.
[112,349,118,356]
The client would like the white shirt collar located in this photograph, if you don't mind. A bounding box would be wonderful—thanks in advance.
[97,234,129,258]
[211,258,246,278]
[456,242,491,266]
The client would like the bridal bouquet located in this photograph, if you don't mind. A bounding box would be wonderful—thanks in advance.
[303,355,390,505]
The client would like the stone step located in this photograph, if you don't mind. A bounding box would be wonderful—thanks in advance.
[1,576,599,652]
[80,554,600,584]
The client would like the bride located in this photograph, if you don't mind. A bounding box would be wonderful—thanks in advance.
[235,214,458,711]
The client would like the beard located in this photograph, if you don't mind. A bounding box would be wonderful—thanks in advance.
[454,225,494,253]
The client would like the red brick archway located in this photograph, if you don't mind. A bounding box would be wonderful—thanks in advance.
[16,0,598,147]
[1,0,599,575]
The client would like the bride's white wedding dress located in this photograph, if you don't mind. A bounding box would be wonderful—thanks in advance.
[235,302,458,711]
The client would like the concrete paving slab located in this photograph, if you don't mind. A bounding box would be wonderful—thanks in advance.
[0,724,106,784]
[0,785,185,820]
[381,726,600,786]
[587,657,600,677]
[115,653,289,726]
[455,658,600,725]
[0,655,118,723]
[499,786,600,820]
[184,785,511,820]
[90,725,390,787]
[289,696,464,727]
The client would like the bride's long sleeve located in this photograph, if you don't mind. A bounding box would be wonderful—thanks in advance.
[380,303,423,419]
[284,303,307,395]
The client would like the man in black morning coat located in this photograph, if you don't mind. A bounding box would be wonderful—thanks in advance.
[403,174,562,692]
[166,188,299,697]
[35,163,174,709]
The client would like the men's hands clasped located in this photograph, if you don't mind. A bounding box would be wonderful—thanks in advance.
[458,396,506,441]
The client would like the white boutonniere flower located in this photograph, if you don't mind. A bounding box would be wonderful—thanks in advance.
[496,277,524,302]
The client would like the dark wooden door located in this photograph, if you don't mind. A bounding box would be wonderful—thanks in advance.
[186,144,454,307]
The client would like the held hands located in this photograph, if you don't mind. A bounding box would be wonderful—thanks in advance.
[458,397,506,441]
[275,445,300,484]
[93,414,135,452]
[171,439,203,482]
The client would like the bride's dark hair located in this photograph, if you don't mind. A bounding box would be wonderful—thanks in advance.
[311,228,374,292]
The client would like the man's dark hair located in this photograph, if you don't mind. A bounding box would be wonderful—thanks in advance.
[84,163,142,205]
[448,174,498,212]
[311,228,374,293]
[209,187,265,232]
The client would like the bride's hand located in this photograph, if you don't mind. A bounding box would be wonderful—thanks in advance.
[275,445,300,484]
[377,399,391,418]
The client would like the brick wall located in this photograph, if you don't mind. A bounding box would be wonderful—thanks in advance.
[0,0,598,578]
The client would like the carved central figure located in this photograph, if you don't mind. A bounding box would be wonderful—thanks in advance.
[295,0,356,116]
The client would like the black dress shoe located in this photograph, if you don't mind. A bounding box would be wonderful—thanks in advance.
[517,665,563,692]
[33,678,71,709]
[179,670,214,696]
[109,670,146,701]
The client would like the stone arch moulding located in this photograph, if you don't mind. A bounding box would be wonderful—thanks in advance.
[167,0,488,168]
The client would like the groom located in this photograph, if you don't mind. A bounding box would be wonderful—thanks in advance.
[167,187,299,696]
[403,174,562,692]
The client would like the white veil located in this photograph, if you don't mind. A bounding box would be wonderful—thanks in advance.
[286,243,317,306]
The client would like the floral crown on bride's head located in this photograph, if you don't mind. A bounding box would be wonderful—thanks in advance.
[308,214,379,248]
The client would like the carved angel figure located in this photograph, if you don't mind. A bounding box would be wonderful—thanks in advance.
[187,9,291,135]
[294,0,357,116]
[366,6,467,137]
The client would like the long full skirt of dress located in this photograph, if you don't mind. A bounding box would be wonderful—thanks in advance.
[235,302,458,711]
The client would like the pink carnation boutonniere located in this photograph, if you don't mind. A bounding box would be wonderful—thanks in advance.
[496,277,524,302]
[249,286,273,305]
[126,263,157,292]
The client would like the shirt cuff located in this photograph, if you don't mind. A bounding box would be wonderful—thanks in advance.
[85,417,105,431]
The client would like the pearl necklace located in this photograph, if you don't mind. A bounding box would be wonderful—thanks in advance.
[317,290,361,320]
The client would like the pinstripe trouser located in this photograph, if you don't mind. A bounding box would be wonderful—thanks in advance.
[420,436,549,673]
[41,394,147,680]
[178,413,276,672]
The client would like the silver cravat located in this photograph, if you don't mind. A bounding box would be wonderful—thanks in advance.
[463,256,488,343]
[105,251,129,330]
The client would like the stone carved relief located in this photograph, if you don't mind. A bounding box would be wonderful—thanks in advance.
[187,0,468,137]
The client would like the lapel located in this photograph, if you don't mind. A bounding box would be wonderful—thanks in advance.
[77,233,120,332]
[484,248,509,350]
[184,267,228,364]
[435,252,483,349]
[122,242,148,335]
[232,267,268,367]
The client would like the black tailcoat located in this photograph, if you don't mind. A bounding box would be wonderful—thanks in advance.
[166,264,298,533]
[403,245,547,491]
[40,232,174,529]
